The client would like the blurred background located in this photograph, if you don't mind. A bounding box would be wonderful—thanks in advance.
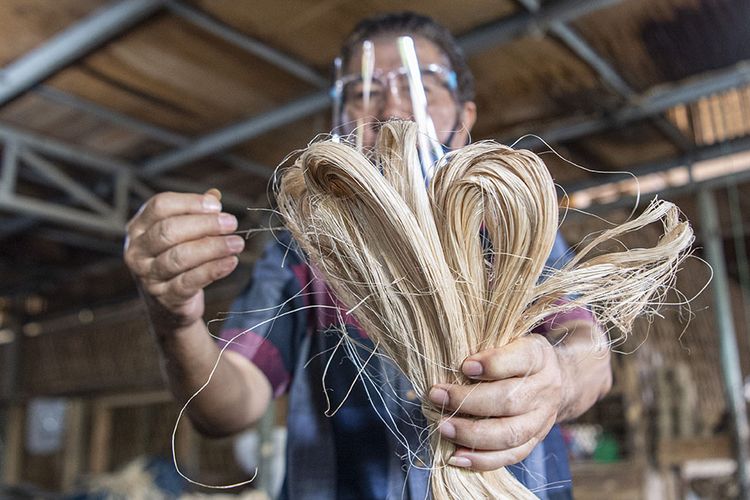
[0,0,748,498]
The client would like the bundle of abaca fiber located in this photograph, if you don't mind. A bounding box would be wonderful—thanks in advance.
[276,121,693,499]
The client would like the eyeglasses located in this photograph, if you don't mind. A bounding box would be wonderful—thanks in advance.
[336,63,458,119]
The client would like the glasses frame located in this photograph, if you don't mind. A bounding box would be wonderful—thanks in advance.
[334,63,459,111]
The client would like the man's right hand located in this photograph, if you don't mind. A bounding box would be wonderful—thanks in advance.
[124,190,245,329]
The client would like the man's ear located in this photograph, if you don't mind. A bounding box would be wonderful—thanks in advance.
[451,101,477,148]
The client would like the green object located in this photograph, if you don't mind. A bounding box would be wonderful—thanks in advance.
[592,432,619,463]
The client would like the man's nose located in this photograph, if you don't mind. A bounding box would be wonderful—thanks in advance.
[379,89,412,121]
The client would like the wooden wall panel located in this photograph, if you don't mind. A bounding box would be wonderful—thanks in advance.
[17,275,249,397]
[20,307,165,397]
[560,198,750,432]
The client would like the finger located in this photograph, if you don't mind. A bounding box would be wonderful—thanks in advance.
[128,192,222,237]
[135,212,238,258]
[436,412,547,451]
[165,256,239,301]
[150,235,245,281]
[448,436,541,472]
[461,334,549,381]
[428,379,535,417]
[204,188,222,201]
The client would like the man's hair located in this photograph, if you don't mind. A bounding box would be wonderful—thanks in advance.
[339,12,475,104]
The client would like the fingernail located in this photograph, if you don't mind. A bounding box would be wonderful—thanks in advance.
[218,213,237,231]
[227,236,245,252]
[203,196,222,212]
[222,255,239,271]
[448,456,471,468]
[429,387,449,407]
[437,420,455,439]
[462,360,483,377]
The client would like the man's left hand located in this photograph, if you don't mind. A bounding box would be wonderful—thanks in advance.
[428,334,562,471]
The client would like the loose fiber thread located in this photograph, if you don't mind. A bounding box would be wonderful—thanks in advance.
[276,120,694,499]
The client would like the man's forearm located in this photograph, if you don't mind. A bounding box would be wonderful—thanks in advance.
[551,320,612,422]
[152,318,272,437]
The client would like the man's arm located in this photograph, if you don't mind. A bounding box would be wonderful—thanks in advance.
[153,318,272,437]
[125,191,272,437]
[551,319,612,422]
[427,318,611,471]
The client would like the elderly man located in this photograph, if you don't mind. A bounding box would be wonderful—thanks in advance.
[124,11,611,500]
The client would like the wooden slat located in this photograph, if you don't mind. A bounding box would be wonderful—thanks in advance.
[0,93,168,160]
[233,112,327,167]
[95,389,172,409]
[688,85,750,147]
[89,402,112,474]
[48,13,316,137]
[658,435,733,466]
[571,459,647,500]
[0,0,105,66]
[192,0,519,69]
[572,0,750,92]
[2,404,24,484]
[470,35,610,140]
[61,399,86,492]
[563,120,680,169]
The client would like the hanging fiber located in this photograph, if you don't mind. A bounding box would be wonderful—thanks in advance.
[276,120,694,499]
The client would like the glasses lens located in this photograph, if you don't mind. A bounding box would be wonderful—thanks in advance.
[340,66,455,121]
[343,79,386,114]
[420,69,454,104]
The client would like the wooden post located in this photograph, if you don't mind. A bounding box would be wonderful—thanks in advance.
[2,404,24,484]
[61,399,85,491]
[88,391,172,474]
[89,402,112,474]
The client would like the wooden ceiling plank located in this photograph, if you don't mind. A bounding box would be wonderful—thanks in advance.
[0,0,105,66]
[147,0,622,176]
[166,1,328,88]
[504,62,750,147]
[35,86,272,177]
[0,0,164,107]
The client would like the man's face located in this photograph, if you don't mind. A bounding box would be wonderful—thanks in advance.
[342,35,476,150]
